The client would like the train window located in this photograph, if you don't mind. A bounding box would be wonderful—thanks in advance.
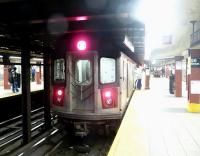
[100,57,116,84]
[54,59,65,82]
[75,60,92,85]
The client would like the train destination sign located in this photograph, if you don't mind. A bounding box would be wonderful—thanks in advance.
[191,58,200,68]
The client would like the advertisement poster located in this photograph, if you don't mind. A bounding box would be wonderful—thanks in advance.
[176,61,182,70]
[191,80,200,94]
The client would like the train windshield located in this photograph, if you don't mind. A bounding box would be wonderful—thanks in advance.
[54,59,65,82]
[100,57,116,84]
[75,60,92,85]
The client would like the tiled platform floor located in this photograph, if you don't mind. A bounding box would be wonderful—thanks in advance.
[108,77,200,156]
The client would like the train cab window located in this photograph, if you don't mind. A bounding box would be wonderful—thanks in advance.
[100,57,116,84]
[75,60,92,85]
[54,59,65,82]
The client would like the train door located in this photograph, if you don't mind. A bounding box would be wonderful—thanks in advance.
[123,60,128,100]
[127,62,134,97]
[69,54,95,112]
[121,58,128,103]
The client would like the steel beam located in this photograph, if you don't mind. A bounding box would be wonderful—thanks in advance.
[44,49,52,130]
[21,41,31,144]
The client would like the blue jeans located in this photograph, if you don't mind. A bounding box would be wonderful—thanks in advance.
[12,81,19,93]
[136,79,142,89]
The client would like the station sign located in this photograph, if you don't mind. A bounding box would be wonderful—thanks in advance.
[191,58,200,68]
[191,80,200,94]
[176,61,182,70]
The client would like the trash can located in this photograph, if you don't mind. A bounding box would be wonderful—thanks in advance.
[169,74,175,94]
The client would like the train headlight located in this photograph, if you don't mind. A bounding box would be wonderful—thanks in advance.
[57,89,63,96]
[104,91,111,98]
[101,88,118,109]
[77,40,86,51]
[53,87,65,106]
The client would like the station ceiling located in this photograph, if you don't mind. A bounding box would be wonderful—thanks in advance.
[0,0,199,64]
[149,0,200,60]
[0,0,145,63]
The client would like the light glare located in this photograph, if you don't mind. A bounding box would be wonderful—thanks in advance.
[105,91,111,98]
[77,40,87,51]
[57,90,63,96]
[134,0,179,59]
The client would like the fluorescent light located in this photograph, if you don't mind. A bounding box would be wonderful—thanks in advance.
[9,56,21,59]
[31,58,43,61]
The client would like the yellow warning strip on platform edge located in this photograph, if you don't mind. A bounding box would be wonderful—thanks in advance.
[108,91,149,156]
[187,103,200,113]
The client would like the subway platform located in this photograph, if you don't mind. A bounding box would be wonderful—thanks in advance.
[0,81,44,98]
[108,77,200,156]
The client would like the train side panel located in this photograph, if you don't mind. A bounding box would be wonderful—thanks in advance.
[119,52,136,113]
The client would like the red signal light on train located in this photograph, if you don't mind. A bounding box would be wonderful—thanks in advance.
[57,89,63,96]
[101,88,118,109]
[77,40,86,51]
[104,91,112,98]
[53,87,65,107]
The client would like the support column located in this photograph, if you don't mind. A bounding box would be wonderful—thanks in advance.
[36,63,41,84]
[175,56,183,97]
[3,55,11,89]
[187,49,200,112]
[44,50,52,130]
[3,66,10,89]
[21,44,31,144]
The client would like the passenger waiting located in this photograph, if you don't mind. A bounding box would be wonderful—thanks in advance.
[135,66,142,90]
[31,66,36,82]
[9,67,19,93]
[161,67,165,77]
[169,70,175,94]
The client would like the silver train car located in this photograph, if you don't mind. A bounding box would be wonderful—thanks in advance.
[51,33,138,134]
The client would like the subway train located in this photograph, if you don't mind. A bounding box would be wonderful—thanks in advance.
[51,33,138,135]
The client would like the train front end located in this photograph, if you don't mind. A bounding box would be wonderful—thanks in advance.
[51,35,124,133]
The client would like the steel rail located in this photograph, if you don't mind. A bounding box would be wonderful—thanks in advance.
[0,107,44,127]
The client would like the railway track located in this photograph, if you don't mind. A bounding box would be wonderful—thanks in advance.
[0,107,57,155]
[6,124,115,156]
[0,111,116,156]
[11,125,115,156]
[47,128,115,156]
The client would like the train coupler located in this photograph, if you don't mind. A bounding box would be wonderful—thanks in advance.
[74,122,89,137]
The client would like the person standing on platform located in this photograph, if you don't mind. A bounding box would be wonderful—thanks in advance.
[169,70,175,94]
[10,67,19,93]
[31,66,36,82]
[161,67,165,77]
[135,66,142,90]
